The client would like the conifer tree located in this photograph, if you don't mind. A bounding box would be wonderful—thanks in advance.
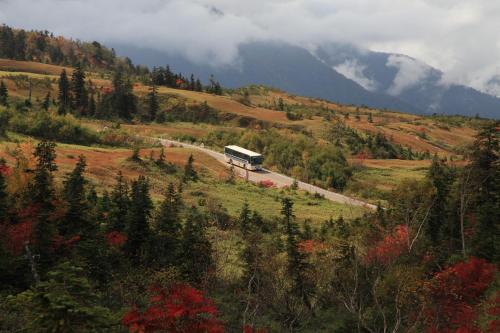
[71,63,87,114]
[183,154,198,182]
[42,91,50,111]
[125,176,153,262]
[58,69,71,114]
[281,198,313,310]
[181,206,212,283]
[469,123,499,261]
[427,155,454,245]
[155,183,183,266]
[0,80,8,106]
[239,201,251,236]
[195,79,203,92]
[368,112,373,123]
[88,91,96,117]
[61,155,90,237]
[109,171,130,232]
[20,262,114,332]
[147,83,159,121]
[32,141,58,267]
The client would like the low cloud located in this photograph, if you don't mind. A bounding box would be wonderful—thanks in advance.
[1,0,500,92]
[386,55,432,95]
[334,60,378,92]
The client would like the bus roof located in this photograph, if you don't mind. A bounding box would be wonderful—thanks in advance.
[225,145,262,157]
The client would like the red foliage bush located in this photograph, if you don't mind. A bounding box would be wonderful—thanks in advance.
[258,180,275,188]
[106,231,127,248]
[122,283,224,333]
[364,225,408,265]
[424,257,496,333]
[51,234,81,252]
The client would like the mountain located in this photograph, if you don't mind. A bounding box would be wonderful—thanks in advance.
[315,43,500,119]
[115,41,500,119]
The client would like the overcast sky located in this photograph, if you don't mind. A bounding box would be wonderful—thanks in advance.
[1,0,499,91]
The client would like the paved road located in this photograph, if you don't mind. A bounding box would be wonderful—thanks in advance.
[157,138,377,210]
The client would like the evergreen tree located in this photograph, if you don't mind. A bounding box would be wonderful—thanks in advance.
[239,201,251,236]
[368,113,373,123]
[427,155,454,245]
[155,183,183,266]
[32,141,58,268]
[189,74,196,91]
[125,176,153,262]
[147,83,159,121]
[71,63,87,113]
[109,171,130,232]
[58,69,71,114]
[181,206,212,283]
[88,91,96,117]
[195,79,203,92]
[281,198,313,310]
[42,91,50,111]
[0,80,8,106]
[60,155,90,237]
[18,262,114,332]
[183,154,198,182]
[469,123,499,261]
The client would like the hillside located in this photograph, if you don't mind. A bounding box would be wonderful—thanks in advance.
[115,41,500,118]
[0,58,487,205]
[0,54,498,333]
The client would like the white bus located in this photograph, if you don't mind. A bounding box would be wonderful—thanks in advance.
[224,145,264,171]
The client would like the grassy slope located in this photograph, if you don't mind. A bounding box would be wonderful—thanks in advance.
[0,59,481,206]
[0,138,364,224]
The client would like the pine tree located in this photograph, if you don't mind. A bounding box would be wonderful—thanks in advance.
[109,171,130,232]
[20,262,114,332]
[155,183,183,266]
[469,123,499,261]
[183,154,198,182]
[60,155,90,237]
[32,141,58,268]
[58,69,71,114]
[195,79,203,92]
[368,113,373,123]
[88,91,96,117]
[189,74,196,91]
[239,201,251,236]
[42,91,50,111]
[125,176,153,262]
[147,83,159,121]
[181,206,212,283]
[427,155,454,245]
[71,63,87,114]
[281,198,313,310]
[0,80,8,106]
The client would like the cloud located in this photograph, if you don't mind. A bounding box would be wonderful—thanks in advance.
[334,60,378,91]
[386,55,432,95]
[1,0,500,92]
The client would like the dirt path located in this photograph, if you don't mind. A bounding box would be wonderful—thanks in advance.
[156,138,377,210]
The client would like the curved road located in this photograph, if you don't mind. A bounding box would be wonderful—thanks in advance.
[157,138,377,210]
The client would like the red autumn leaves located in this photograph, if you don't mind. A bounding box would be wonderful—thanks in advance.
[424,257,497,333]
[365,225,408,265]
[122,284,224,333]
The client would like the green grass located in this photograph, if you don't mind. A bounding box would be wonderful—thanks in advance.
[346,166,427,204]
[185,178,366,224]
